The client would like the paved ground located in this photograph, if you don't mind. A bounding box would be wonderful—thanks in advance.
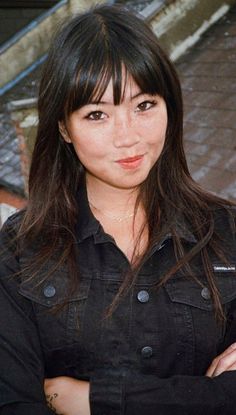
[178,4,236,201]
[0,3,236,201]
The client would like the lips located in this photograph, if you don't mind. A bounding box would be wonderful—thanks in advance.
[117,155,143,163]
[116,155,144,170]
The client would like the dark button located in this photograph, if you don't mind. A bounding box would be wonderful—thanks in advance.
[201,287,211,300]
[141,346,153,358]
[43,285,56,298]
[137,290,150,303]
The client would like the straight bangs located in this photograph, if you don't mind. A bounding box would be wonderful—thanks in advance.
[63,26,169,118]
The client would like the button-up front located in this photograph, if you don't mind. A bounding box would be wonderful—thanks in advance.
[141,346,153,358]
[0,185,236,415]
[43,285,56,298]
[201,287,211,300]
[137,290,150,303]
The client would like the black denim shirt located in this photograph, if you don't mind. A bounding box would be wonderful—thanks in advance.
[0,186,236,415]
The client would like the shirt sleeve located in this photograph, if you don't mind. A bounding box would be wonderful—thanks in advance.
[0,216,54,414]
[125,371,236,415]
[89,369,236,415]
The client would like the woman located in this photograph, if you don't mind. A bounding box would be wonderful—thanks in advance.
[0,4,236,415]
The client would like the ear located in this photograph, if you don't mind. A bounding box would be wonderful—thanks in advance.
[58,121,71,143]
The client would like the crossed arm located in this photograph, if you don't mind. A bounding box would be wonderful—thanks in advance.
[44,342,236,415]
[44,377,90,415]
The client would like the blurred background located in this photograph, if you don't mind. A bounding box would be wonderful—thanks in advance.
[0,0,236,226]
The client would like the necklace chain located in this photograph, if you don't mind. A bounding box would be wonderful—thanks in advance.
[89,201,135,223]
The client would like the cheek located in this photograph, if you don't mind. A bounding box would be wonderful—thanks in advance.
[139,110,168,140]
[72,139,106,164]
[147,123,167,147]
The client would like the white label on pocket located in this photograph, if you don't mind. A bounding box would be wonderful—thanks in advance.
[213,265,236,272]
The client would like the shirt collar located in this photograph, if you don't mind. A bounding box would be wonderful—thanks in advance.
[75,180,197,245]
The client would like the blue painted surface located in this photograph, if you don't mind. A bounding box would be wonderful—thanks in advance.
[0,54,47,97]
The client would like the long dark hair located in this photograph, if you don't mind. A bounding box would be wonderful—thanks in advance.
[17,4,235,319]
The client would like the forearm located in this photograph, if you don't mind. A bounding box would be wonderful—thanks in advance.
[89,369,236,415]
[46,345,236,415]
[0,402,54,415]
[125,372,235,415]
[44,377,90,415]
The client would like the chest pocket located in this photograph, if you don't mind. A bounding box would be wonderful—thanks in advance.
[164,268,236,373]
[18,271,91,351]
[165,271,236,311]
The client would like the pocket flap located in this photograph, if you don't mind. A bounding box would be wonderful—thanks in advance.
[19,273,91,307]
[165,272,236,311]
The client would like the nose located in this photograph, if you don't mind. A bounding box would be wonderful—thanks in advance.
[113,114,139,148]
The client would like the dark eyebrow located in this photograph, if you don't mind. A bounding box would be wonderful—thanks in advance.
[131,91,145,100]
[89,92,146,106]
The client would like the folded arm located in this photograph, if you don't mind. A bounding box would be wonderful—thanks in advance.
[45,344,236,415]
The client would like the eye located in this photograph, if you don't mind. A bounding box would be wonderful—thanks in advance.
[85,111,106,121]
[137,100,157,112]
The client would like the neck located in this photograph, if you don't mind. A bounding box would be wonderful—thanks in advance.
[86,175,140,214]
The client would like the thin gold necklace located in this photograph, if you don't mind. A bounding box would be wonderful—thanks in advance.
[89,201,135,223]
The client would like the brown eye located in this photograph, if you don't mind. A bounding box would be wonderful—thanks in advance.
[137,100,156,112]
[86,111,105,121]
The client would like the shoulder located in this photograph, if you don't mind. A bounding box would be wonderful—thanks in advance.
[0,210,24,247]
[0,212,25,283]
[212,205,236,234]
[1,210,24,230]
[210,205,236,256]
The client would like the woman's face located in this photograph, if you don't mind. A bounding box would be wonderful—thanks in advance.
[61,75,168,191]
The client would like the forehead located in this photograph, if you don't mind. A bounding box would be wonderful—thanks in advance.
[93,72,142,104]
[66,58,165,115]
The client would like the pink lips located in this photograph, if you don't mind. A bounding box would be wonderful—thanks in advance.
[116,155,144,170]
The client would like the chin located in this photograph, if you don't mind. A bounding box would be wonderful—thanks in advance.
[112,177,148,190]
